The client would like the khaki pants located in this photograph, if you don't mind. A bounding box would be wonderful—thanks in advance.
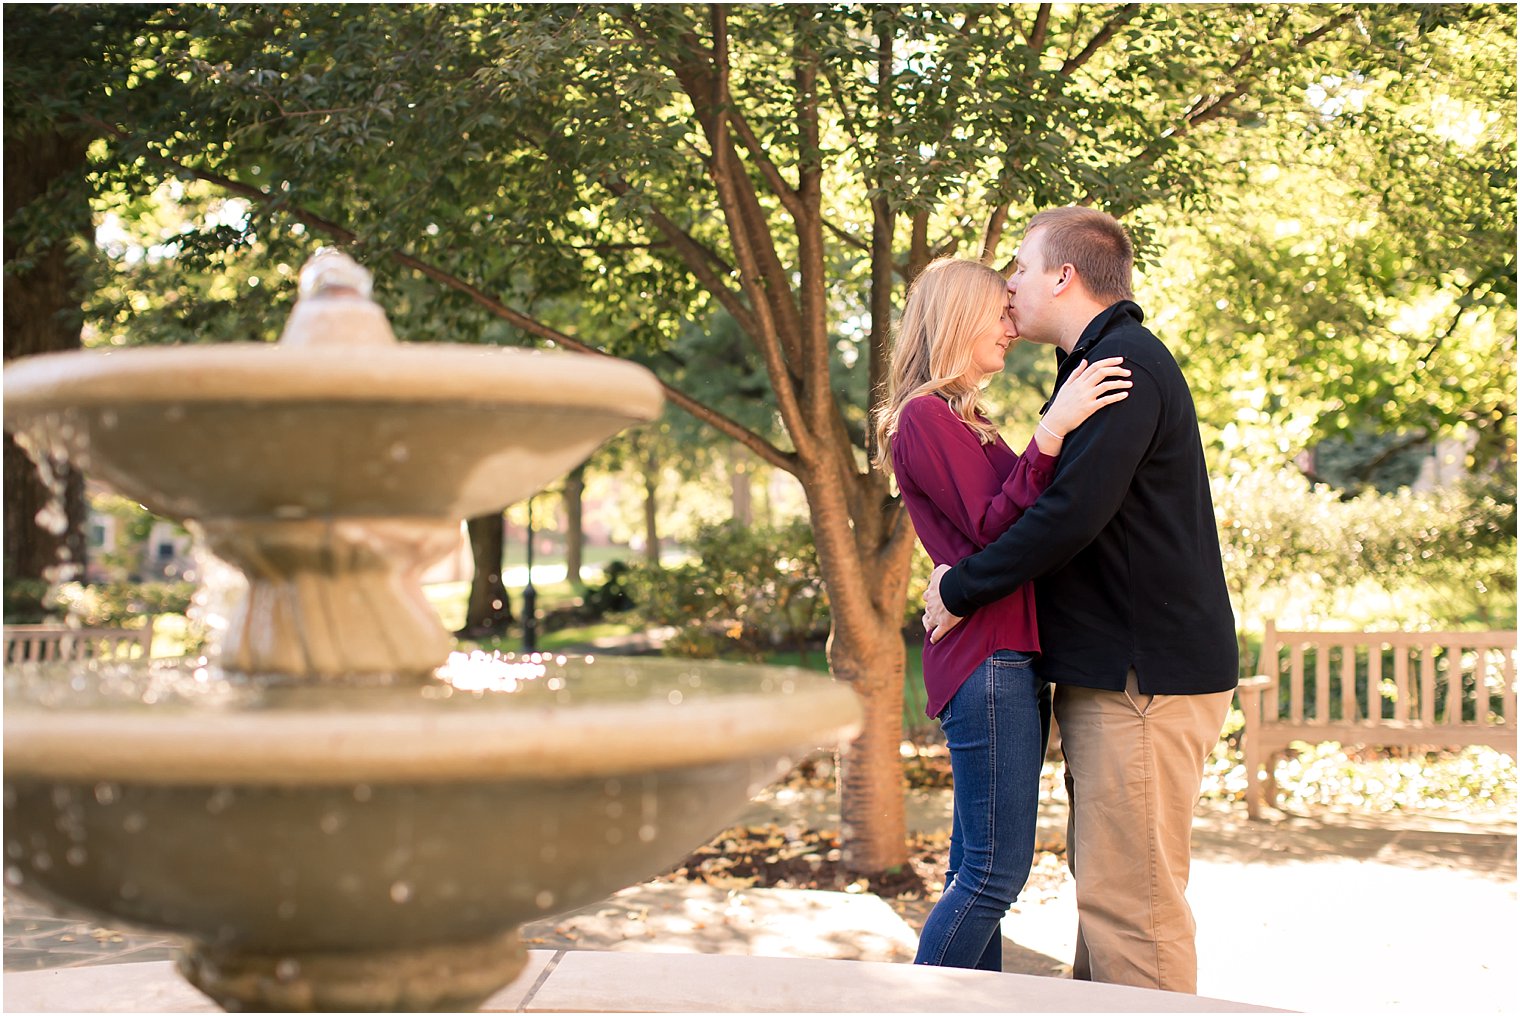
[1053,671,1232,994]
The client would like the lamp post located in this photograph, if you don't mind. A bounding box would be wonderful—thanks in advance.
[522,498,537,654]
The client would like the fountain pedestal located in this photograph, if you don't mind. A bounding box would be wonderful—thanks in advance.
[196,517,459,678]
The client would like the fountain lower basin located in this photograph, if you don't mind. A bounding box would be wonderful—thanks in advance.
[5,655,863,1011]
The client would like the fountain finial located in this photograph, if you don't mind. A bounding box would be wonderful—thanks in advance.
[279,248,396,347]
[299,247,374,300]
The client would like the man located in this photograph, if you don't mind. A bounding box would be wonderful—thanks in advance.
[922,206,1237,995]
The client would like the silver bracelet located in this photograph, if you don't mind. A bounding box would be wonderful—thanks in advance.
[1038,420,1065,442]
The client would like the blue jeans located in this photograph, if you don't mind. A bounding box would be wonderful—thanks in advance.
[915,650,1049,970]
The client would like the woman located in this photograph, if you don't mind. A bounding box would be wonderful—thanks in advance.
[873,256,1130,970]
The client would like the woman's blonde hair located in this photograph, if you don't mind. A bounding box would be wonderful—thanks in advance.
[872,257,1008,473]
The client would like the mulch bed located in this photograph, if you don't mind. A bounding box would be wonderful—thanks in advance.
[657,823,954,901]
[657,740,1070,908]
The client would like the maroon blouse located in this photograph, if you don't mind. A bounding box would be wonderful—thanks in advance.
[891,395,1057,718]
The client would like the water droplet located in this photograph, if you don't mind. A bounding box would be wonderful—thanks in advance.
[605,801,624,819]
[319,811,344,835]
[535,890,555,909]
[275,958,301,982]
[638,824,657,843]
[5,866,23,886]
[353,784,373,803]
[389,881,412,903]
[667,690,683,705]
[206,788,235,815]
[388,442,409,462]
[123,813,147,833]
[65,846,87,867]
[32,853,53,872]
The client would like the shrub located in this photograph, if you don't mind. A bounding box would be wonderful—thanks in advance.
[1214,470,1516,640]
[625,519,827,659]
[3,579,53,624]
[48,580,194,628]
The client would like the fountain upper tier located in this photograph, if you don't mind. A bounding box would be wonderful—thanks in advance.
[2,250,666,679]
[2,262,663,522]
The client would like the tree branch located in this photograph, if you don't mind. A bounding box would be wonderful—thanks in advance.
[1060,4,1141,76]
[867,11,897,472]
[86,117,799,474]
[1026,4,1052,54]
[727,107,805,220]
[980,203,1010,264]
[681,7,813,455]
[598,175,759,337]
[824,218,872,255]
[792,12,833,431]
[1081,7,1360,206]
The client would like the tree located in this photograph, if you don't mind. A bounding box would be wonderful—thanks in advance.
[20,3,1507,872]
[1150,6,1516,484]
[1,5,129,617]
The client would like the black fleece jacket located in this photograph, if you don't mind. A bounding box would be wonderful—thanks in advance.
[939,300,1238,695]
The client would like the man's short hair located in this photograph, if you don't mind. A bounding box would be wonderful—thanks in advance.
[1025,207,1134,302]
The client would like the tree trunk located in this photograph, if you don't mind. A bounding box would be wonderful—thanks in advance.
[3,129,90,621]
[829,612,910,873]
[564,461,587,590]
[459,512,513,637]
[801,464,917,874]
[641,448,661,568]
[729,449,753,526]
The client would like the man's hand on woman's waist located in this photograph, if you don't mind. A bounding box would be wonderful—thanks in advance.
[923,564,964,644]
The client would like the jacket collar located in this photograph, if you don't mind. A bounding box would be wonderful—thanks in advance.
[1043,300,1144,414]
[1054,300,1145,372]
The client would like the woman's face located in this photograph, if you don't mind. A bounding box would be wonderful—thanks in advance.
[965,297,1019,378]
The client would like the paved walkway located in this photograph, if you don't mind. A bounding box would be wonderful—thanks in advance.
[5,792,1515,1013]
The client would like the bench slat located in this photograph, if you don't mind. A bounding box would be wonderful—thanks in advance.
[1393,644,1409,723]
[1315,646,1330,722]
[1444,643,1463,726]
[1289,643,1304,723]
[1420,648,1437,726]
[1503,648,1517,730]
[1361,641,1374,720]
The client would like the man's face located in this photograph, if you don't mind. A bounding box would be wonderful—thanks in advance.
[1006,228,1061,346]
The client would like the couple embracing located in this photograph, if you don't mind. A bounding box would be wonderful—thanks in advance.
[874,207,1238,994]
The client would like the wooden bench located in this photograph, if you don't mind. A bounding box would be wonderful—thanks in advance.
[3,624,155,665]
[1237,621,1517,818]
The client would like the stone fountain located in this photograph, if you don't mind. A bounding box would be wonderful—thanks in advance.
[2,251,863,1012]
